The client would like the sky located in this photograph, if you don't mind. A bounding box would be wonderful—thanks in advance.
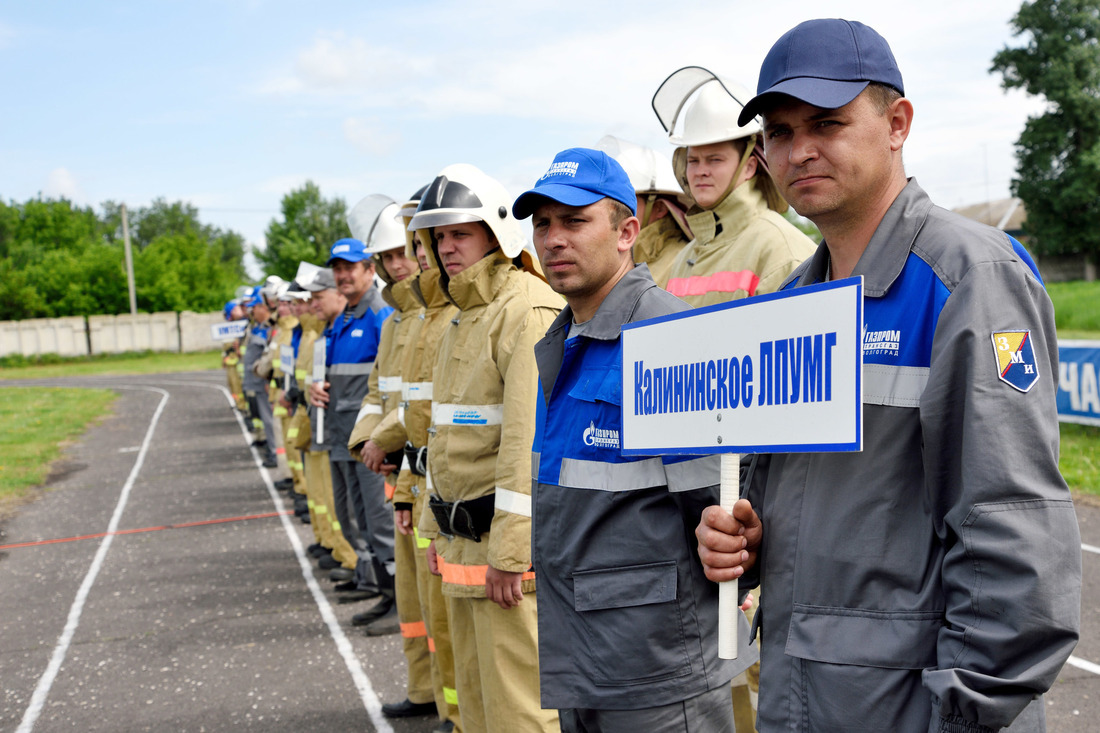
[1,0,1045,278]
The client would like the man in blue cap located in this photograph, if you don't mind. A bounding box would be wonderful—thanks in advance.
[514,148,755,731]
[309,238,397,616]
[696,19,1081,732]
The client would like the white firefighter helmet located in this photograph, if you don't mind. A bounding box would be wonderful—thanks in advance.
[347,194,405,255]
[595,135,694,232]
[398,183,431,260]
[407,163,526,259]
[653,66,787,213]
[260,275,289,304]
[595,135,682,197]
[653,67,761,146]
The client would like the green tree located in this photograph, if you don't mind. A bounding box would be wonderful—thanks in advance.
[0,195,248,319]
[992,0,1100,261]
[258,181,349,278]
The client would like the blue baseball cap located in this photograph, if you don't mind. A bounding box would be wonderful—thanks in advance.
[245,287,264,308]
[512,148,637,220]
[223,300,238,320]
[326,237,370,266]
[738,19,904,126]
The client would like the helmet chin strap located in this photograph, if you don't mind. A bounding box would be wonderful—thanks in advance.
[709,133,757,210]
[640,193,658,229]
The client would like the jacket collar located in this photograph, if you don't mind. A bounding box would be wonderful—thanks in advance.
[537,264,659,404]
[685,180,766,246]
[795,178,931,298]
[388,277,421,313]
[546,263,660,344]
[446,253,513,311]
[411,267,450,310]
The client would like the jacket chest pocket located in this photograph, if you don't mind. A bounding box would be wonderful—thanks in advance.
[570,561,691,686]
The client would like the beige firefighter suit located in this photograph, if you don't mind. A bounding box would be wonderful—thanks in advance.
[633,214,691,289]
[347,271,435,709]
[272,314,305,492]
[418,250,562,733]
[665,180,816,308]
[398,265,462,730]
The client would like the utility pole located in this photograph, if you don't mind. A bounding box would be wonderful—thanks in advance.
[121,203,137,316]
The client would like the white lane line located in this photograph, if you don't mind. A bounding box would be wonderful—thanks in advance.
[172,379,393,733]
[1067,655,1100,676]
[1082,542,1100,556]
[17,387,170,733]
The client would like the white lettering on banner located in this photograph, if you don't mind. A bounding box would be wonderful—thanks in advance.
[1079,362,1100,413]
[540,161,579,180]
[1061,362,1079,411]
[632,332,837,415]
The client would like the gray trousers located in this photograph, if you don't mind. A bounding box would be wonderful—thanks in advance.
[245,390,276,462]
[330,459,395,577]
[559,684,734,733]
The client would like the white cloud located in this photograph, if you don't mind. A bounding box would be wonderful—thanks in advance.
[343,117,402,155]
[257,31,431,99]
[43,167,85,202]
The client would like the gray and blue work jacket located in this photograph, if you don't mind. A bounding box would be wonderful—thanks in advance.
[531,264,754,711]
[318,287,392,461]
[744,180,1080,732]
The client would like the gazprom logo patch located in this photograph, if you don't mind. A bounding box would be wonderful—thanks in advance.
[333,244,351,254]
[351,329,363,338]
[992,330,1039,392]
[582,420,620,449]
[541,161,579,180]
[453,408,489,425]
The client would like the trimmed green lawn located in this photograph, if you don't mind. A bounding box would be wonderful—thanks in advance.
[1048,280,1100,335]
[1060,423,1100,496]
[0,387,117,501]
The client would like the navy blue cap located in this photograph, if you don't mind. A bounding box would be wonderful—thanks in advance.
[326,237,371,266]
[738,19,904,126]
[512,148,637,220]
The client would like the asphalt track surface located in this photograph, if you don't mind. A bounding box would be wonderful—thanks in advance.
[1,370,1098,732]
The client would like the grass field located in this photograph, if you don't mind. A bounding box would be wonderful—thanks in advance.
[0,386,117,504]
[1048,280,1100,337]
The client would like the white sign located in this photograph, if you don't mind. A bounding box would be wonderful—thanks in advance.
[280,345,295,375]
[621,277,863,455]
[211,320,248,342]
[313,338,327,443]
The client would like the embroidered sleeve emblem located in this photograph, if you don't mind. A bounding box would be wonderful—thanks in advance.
[991,330,1039,393]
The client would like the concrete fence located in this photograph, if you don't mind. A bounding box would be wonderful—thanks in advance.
[0,311,225,358]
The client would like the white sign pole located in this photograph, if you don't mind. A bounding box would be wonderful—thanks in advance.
[717,453,740,659]
[313,339,326,444]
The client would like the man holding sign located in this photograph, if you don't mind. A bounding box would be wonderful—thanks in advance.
[696,19,1081,732]
[514,148,755,732]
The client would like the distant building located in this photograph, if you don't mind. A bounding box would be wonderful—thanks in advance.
[952,197,1095,282]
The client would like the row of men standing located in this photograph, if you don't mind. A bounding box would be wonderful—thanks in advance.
[221,17,1080,733]
[218,54,816,733]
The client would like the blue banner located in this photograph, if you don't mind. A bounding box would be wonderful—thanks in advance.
[1057,340,1100,426]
